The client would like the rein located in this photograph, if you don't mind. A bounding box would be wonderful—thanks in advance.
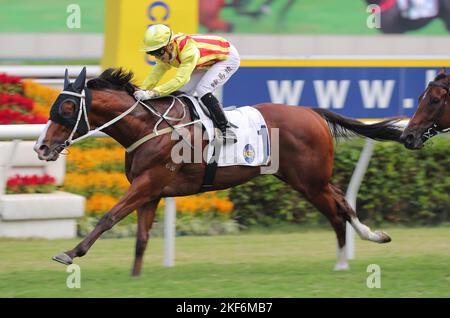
[60,89,198,152]
[136,96,196,150]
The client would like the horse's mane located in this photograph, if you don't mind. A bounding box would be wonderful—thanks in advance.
[87,68,136,96]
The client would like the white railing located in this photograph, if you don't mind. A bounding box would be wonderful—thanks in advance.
[0,124,107,140]
[0,65,101,77]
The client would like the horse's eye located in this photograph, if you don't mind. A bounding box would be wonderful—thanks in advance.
[431,97,441,105]
[59,100,76,118]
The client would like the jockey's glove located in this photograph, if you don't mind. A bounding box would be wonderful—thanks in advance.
[134,89,159,101]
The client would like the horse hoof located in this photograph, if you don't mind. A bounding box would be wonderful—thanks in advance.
[334,262,350,271]
[375,230,392,243]
[52,252,73,265]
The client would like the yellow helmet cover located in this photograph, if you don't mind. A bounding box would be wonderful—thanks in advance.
[141,24,173,52]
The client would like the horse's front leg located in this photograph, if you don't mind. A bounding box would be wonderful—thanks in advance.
[53,173,163,265]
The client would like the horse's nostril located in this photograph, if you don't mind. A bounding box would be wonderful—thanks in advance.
[403,134,416,149]
[38,144,50,155]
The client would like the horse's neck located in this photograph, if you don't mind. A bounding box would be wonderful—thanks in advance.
[92,96,187,149]
[439,113,450,132]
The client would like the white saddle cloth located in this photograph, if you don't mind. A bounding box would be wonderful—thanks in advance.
[181,94,270,167]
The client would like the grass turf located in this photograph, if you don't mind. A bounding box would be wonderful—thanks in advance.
[0,226,449,297]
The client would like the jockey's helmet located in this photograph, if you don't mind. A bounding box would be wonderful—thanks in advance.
[141,24,173,52]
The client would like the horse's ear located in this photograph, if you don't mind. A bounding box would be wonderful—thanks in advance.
[73,66,86,91]
[64,68,70,89]
[438,67,447,75]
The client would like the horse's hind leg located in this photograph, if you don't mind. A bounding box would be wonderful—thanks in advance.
[297,183,350,270]
[132,199,160,277]
[286,180,391,270]
[328,185,391,244]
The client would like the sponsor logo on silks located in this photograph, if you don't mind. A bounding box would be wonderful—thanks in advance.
[243,144,255,164]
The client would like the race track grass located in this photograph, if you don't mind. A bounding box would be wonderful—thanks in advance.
[0,227,449,297]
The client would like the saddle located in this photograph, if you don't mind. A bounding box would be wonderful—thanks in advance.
[172,91,206,121]
[170,92,270,192]
[174,92,238,130]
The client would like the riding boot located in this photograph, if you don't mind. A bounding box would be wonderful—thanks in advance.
[200,93,237,144]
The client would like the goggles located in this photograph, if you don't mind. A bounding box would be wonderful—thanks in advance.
[146,48,165,57]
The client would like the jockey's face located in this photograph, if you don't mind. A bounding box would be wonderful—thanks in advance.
[158,43,175,63]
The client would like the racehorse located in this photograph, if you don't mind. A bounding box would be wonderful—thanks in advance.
[35,67,403,276]
[400,68,450,149]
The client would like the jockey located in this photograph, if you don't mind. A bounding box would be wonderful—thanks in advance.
[134,24,240,143]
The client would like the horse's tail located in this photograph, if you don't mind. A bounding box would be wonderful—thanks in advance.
[312,108,404,142]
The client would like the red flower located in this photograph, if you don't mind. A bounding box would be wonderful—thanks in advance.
[40,174,56,184]
[6,175,20,188]
[6,174,56,194]
[0,93,34,111]
[0,109,47,124]
[0,73,22,84]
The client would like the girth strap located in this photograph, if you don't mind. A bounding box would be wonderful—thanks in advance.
[126,120,201,152]
[199,138,222,191]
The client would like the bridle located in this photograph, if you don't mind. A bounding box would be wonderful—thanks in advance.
[60,88,142,148]
[420,80,450,141]
[59,88,197,152]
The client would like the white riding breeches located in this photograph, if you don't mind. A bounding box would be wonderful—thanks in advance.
[180,44,240,98]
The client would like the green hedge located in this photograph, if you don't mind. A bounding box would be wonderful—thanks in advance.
[230,137,450,226]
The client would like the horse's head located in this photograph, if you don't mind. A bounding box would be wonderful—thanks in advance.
[34,67,92,161]
[400,68,450,150]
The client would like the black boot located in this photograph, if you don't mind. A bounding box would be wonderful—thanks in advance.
[200,93,237,144]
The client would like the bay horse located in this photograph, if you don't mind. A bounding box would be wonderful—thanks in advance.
[400,68,450,149]
[35,67,402,276]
